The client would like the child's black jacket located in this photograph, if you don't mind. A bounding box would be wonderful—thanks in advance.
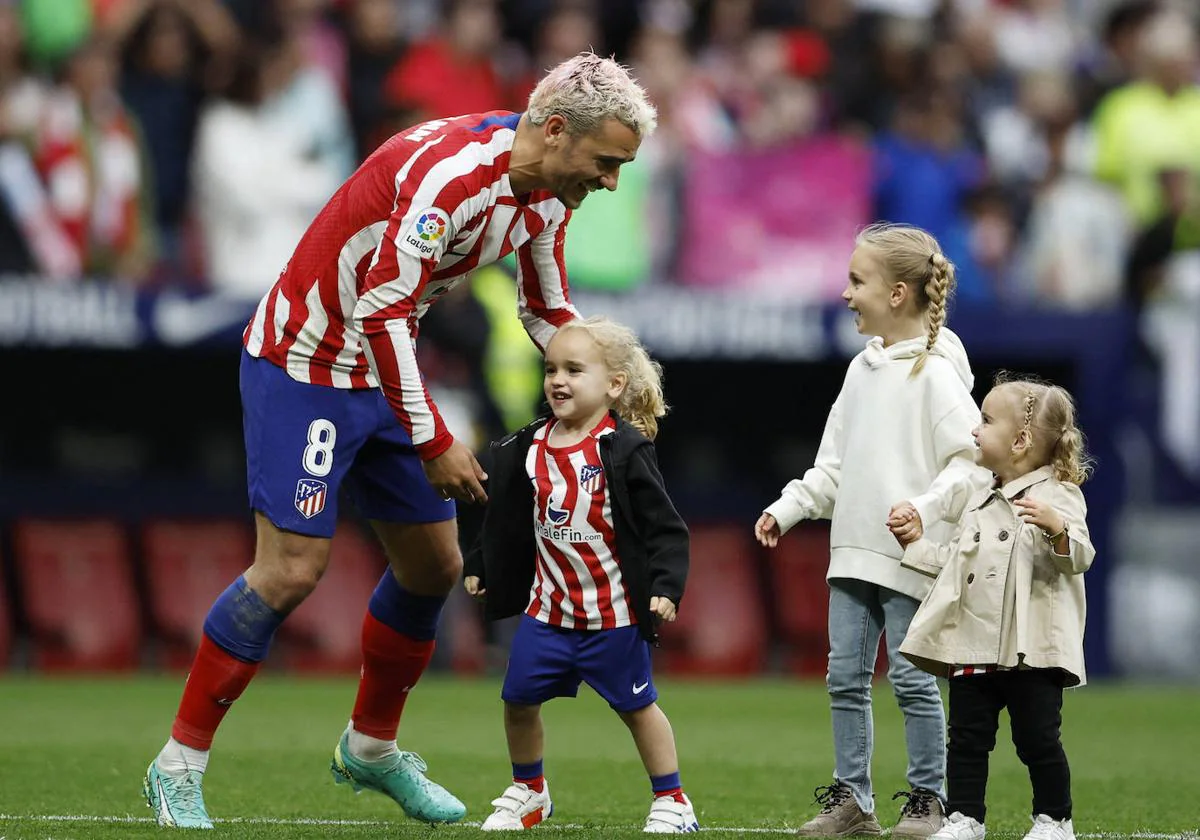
[464,411,689,644]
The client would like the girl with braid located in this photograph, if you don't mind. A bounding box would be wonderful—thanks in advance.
[890,375,1095,840]
[756,223,988,839]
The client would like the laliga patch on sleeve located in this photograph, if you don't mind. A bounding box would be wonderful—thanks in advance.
[400,207,450,259]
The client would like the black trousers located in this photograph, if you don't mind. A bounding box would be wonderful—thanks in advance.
[947,669,1072,823]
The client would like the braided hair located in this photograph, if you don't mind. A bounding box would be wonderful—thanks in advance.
[855,222,956,377]
[994,372,1094,485]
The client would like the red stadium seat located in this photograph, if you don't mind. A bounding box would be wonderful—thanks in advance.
[768,523,888,678]
[277,524,388,673]
[767,522,832,677]
[12,518,142,672]
[140,518,255,670]
[657,523,769,676]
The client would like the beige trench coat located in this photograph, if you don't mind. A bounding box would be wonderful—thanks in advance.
[898,465,1095,687]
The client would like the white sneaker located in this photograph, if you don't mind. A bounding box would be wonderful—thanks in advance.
[480,781,553,831]
[1023,814,1075,840]
[643,794,700,833]
[931,811,986,840]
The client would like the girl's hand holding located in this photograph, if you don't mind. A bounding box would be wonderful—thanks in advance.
[887,502,923,546]
[887,502,917,528]
[463,575,486,599]
[1013,498,1065,536]
[650,596,677,622]
[754,512,781,548]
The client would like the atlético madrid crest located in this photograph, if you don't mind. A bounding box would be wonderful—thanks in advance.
[295,478,328,519]
[579,464,604,494]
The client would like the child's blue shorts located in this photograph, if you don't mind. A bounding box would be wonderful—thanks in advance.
[501,614,658,712]
[239,350,455,537]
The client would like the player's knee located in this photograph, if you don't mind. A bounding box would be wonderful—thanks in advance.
[272,564,323,611]
[409,547,462,595]
[390,558,460,597]
[376,521,461,594]
[434,551,463,589]
[249,550,326,612]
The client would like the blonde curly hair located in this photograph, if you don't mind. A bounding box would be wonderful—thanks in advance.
[554,316,667,440]
[994,372,1094,485]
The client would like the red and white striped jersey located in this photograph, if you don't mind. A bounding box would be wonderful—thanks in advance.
[525,414,636,630]
[242,111,580,460]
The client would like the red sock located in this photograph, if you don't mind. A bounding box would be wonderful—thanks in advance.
[656,787,687,804]
[171,634,261,750]
[515,774,545,793]
[351,612,435,739]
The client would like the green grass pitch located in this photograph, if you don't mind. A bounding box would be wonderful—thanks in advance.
[0,675,1196,839]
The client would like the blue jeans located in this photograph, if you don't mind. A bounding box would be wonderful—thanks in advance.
[827,578,946,814]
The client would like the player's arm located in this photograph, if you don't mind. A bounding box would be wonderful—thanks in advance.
[352,144,492,473]
[514,208,582,350]
[356,184,490,502]
[356,208,454,456]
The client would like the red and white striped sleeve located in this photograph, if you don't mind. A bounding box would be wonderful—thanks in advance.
[515,201,581,350]
[353,139,485,461]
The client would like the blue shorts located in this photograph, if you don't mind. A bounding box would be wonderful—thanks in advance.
[239,350,455,537]
[501,614,658,712]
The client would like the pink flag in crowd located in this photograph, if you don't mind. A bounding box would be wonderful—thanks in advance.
[677,136,872,301]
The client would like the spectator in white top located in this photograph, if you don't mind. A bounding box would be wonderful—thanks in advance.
[190,38,341,297]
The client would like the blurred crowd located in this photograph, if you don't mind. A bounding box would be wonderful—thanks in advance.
[2,2,1199,400]
[0,0,1199,312]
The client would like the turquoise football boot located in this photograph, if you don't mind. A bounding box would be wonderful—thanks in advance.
[143,761,214,829]
[330,732,466,824]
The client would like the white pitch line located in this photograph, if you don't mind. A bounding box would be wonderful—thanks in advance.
[0,815,1194,838]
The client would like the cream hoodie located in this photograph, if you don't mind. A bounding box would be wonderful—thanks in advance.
[764,329,990,600]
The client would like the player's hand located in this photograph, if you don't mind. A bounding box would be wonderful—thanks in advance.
[888,502,923,546]
[650,596,677,622]
[463,575,486,599]
[755,512,781,548]
[1013,497,1064,535]
[423,440,489,504]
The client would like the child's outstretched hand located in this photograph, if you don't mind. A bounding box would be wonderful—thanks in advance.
[463,575,486,600]
[650,596,677,622]
[755,512,781,547]
[888,502,923,546]
[1013,497,1065,536]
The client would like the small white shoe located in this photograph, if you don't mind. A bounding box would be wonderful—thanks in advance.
[643,793,700,833]
[480,781,553,831]
[1023,814,1075,840]
[931,811,987,840]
